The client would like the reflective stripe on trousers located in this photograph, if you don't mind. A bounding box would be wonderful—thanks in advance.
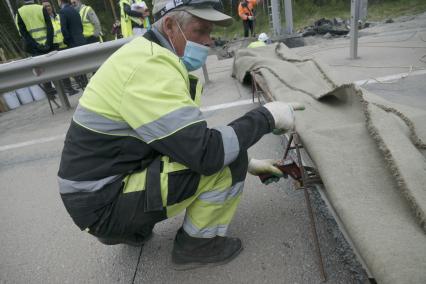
[122,156,245,238]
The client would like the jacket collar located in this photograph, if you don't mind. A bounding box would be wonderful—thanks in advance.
[145,27,176,54]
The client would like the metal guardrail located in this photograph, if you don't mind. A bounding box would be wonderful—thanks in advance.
[0,37,132,94]
[0,37,211,110]
[0,37,132,109]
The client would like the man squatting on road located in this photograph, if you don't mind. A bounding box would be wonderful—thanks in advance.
[58,0,303,269]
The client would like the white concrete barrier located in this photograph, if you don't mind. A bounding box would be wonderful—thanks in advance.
[2,91,21,109]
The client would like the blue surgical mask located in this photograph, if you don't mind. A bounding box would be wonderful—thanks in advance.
[181,40,209,71]
[175,21,210,71]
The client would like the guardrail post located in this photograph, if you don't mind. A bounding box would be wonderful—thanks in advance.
[202,64,210,84]
[53,80,71,109]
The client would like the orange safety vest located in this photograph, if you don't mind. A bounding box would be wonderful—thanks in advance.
[238,0,256,21]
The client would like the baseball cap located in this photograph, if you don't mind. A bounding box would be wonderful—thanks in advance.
[153,0,233,27]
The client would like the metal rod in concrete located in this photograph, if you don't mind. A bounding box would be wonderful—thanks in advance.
[294,133,327,282]
[350,0,360,59]
[284,0,293,35]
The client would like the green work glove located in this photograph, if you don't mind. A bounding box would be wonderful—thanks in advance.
[247,158,283,181]
[263,102,305,135]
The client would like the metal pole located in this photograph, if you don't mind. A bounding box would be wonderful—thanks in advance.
[270,0,281,36]
[53,80,71,109]
[202,64,210,84]
[284,0,293,35]
[350,0,360,59]
[5,0,16,22]
[108,0,118,21]
[359,0,368,22]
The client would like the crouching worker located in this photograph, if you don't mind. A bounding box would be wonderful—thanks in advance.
[57,0,303,269]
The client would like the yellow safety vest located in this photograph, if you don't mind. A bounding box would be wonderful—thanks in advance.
[17,4,48,45]
[120,0,149,38]
[247,41,266,48]
[79,5,95,38]
[52,15,66,49]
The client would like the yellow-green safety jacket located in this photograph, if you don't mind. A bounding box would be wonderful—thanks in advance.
[52,15,66,49]
[58,30,274,229]
[119,0,149,38]
[17,4,48,45]
[247,40,266,48]
[79,5,95,38]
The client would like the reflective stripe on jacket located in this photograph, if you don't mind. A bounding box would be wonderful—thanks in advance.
[58,30,274,229]
[18,4,47,45]
[79,5,95,38]
[52,15,66,48]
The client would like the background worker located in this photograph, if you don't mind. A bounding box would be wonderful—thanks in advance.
[238,0,258,37]
[71,0,102,44]
[119,0,150,37]
[16,0,57,96]
[247,32,269,48]
[58,0,303,269]
[130,1,150,35]
[42,0,79,95]
[58,0,88,89]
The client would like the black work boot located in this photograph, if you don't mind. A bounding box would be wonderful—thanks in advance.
[172,228,243,270]
[96,230,153,247]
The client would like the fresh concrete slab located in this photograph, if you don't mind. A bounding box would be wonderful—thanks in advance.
[0,55,366,283]
[5,13,425,281]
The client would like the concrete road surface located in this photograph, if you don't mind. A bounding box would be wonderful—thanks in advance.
[1,12,425,283]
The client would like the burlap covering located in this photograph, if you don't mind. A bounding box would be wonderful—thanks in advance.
[232,43,426,284]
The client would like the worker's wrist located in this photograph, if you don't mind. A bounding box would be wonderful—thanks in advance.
[259,106,277,132]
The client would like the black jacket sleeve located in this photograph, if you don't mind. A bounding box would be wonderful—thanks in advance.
[149,107,274,175]
[59,11,71,47]
[43,7,54,49]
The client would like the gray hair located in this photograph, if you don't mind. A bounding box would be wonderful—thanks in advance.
[152,10,194,33]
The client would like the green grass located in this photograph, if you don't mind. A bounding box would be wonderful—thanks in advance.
[212,0,426,40]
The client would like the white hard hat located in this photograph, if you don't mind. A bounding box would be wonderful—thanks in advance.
[258,33,269,42]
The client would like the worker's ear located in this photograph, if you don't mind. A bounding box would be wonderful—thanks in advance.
[163,16,175,41]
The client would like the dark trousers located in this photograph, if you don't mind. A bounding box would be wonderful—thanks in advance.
[243,19,254,37]
[85,36,100,44]
[88,151,248,243]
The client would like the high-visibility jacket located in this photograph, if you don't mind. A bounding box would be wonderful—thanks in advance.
[247,40,266,48]
[79,5,95,38]
[58,30,273,230]
[120,0,149,38]
[238,0,256,21]
[17,4,48,45]
[51,15,66,49]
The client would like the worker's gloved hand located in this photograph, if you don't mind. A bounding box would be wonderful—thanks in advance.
[248,158,283,184]
[263,102,305,135]
[248,15,254,20]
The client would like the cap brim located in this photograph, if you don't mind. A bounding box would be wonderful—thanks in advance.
[183,7,233,27]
